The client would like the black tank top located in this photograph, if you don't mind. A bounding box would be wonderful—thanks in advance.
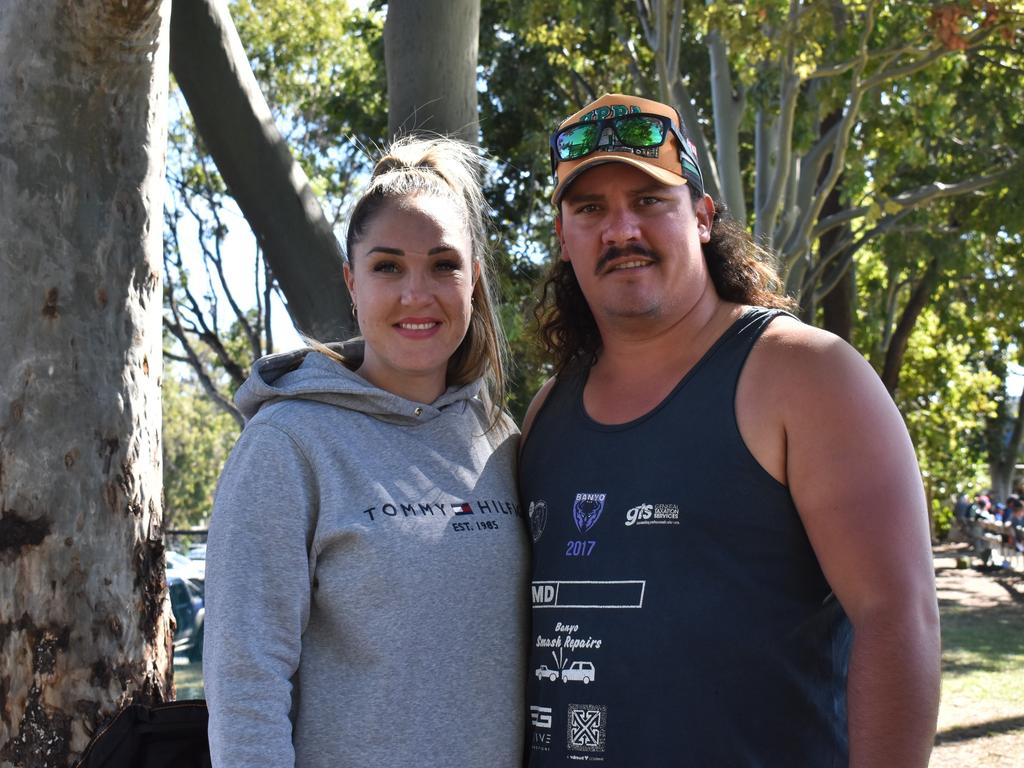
[520,308,850,767]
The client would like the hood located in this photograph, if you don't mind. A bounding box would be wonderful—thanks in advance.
[235,341,483,426]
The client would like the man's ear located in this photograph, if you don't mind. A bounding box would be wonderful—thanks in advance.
[695,195,715,244]
[555,216,570,262]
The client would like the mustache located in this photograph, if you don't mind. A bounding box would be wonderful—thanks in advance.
[595,244,659,275]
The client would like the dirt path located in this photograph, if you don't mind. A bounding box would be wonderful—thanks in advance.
[930,544,1024,768]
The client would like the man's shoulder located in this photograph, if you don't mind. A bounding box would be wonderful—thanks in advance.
[744,312,883,418]
[754,312,864,375]
[749,313,892,421]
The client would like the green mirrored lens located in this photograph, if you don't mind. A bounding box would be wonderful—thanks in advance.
[614,116,666,147]
[557,124,598,160]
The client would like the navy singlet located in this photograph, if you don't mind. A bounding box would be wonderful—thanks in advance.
[520,307,850,767]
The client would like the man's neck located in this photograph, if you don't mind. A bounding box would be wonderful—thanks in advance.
[595,287,737,371]
[583,295,743,425]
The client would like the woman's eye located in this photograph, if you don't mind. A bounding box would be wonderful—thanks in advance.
[576,204,599,214]
[372,261,399,273]
[434,260,460,272]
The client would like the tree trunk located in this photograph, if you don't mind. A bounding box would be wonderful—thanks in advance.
[816,110,854,341]
[0,2,173,764]
[169,0,354,342]
[881,255,940,396]
[989,464,1013,503]
[821,268,854,342]
[385,0,480,143]
[989,389,1024,501]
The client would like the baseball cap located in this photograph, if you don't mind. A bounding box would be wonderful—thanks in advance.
[549,93,704,205]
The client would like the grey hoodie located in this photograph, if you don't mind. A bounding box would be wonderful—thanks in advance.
[204,349,528,768]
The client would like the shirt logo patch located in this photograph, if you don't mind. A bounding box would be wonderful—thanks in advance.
[572,493,606,534]
[529,705,553,729]
[625,503,653,526]
[528,500,549,542]
[625,503,680,526]
[567,703,606,752]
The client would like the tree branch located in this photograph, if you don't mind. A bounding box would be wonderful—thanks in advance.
[163,317,245,428]
[806,209,913,304]
[617,30,647,92]
[666,0,682,84]
[812,166,1019,241]
[881,254,941,396]
[863,23,1004,91]
[755,69,800,245]
[169,0,351,342]
[779,0,877,270]
[707,25,746,222]
[635,0,656,53]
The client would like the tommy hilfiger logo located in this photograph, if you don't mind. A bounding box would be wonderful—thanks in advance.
[573,493,606,534]
[361,500,520,522]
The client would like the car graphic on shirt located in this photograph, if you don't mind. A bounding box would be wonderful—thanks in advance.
[535,664,559,682]
[560,661,595,684]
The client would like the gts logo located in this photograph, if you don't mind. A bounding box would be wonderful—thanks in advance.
[625,503,653,526]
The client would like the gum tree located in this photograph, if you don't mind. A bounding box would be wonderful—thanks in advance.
[0,1,173,764]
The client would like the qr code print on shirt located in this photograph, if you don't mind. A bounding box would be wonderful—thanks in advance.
[567,704,606,752]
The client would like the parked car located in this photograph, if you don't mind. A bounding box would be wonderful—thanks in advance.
[560,661,595,684]
[186,544,207,580]
[166,550,205,589]
[535,664,559,682]
[168,573,205,662]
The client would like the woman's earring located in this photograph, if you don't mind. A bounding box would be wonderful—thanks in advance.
[351,303,358,319]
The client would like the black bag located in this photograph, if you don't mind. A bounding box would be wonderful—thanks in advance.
[75,699,210,768]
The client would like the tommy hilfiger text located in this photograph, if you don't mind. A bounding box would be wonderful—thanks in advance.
[361,499,521,522]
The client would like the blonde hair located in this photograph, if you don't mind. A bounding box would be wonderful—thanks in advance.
[316,136,509,419]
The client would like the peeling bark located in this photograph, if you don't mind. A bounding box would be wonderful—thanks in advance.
[0,512,52,555]
[0,1,174,764]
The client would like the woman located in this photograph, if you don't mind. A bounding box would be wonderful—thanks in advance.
[203,137,528,767]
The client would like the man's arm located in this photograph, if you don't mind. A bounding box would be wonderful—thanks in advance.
[751,323,940,768]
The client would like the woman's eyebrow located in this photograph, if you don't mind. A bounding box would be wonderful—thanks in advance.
[365,246,404,256]
[365,245,458,256]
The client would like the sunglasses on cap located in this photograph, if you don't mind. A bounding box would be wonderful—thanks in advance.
[550,113,685,171]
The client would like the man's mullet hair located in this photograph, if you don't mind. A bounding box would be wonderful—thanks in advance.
[534,200,799,375]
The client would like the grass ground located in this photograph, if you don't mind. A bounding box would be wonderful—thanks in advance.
[173,657,204,701]
[931,545,1024,767]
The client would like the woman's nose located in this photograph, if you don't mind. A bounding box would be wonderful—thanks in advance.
[400,270,430,305]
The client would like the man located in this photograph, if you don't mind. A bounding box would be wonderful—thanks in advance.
[520,94,939,767]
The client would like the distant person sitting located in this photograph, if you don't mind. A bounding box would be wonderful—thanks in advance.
[993,503,1006,523]
[1007,497,1024,552]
